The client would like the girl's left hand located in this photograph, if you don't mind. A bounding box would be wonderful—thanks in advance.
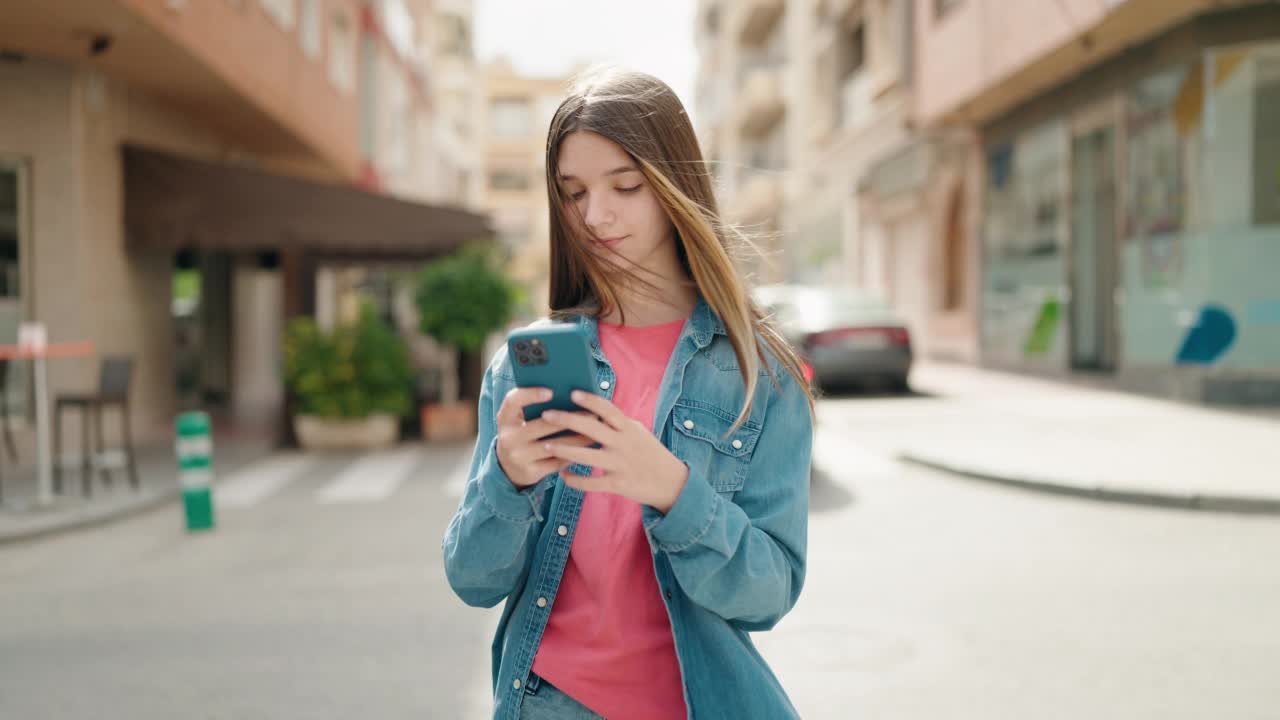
[540,390,689,514]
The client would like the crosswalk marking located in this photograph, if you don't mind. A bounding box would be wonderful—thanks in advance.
[813,426,899,479]
[317,446,423,504]
[216,453,316,509]
[443,453,473,499]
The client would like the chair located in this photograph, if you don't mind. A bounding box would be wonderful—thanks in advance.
[53,356,139,497]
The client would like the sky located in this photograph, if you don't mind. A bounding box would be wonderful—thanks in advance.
[473,0,700,122]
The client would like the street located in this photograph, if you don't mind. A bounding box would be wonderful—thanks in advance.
[1,393,1278,720]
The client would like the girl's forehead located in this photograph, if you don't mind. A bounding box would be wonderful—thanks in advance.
[557,132,636,179]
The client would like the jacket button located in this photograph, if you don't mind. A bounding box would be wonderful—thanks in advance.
[513,679,522,690]
[683,419,695,430]
[665,590,674,600]
[536,597,548,608]
[599,380,610,390]
[557,525,568,536]
[732,439,743,449]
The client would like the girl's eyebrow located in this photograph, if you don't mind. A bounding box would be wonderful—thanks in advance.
[558,165,639,182]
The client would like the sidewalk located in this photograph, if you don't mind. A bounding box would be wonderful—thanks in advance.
[0,434,274,545]
[897,364,1280,514]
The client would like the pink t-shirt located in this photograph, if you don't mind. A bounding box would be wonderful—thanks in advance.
[531,317,688,720]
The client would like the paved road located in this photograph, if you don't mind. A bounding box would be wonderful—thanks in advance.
[1,393,1276,719]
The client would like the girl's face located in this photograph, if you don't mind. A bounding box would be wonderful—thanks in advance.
[556,130,676,273]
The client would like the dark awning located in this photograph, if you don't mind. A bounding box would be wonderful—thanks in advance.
[123,144,493,258]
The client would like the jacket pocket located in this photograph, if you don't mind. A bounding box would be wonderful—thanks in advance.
[670,401,761,494]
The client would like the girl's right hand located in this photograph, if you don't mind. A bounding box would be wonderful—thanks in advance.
[495,387,595,489]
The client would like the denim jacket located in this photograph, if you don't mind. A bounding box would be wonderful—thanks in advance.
[442,297,813,720]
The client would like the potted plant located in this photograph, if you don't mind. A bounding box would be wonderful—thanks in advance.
[283,304,415,451]
[413,244,520,442]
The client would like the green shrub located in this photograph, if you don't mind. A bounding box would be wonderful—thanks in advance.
[283,305,414,419]
[414,245,520,354]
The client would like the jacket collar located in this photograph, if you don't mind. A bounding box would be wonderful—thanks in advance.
[574,294,726,361]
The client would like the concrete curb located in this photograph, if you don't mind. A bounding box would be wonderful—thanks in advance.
[899,452,1280,516]
[0,485,184,547]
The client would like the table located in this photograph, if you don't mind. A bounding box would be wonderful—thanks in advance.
[0,341,96,506]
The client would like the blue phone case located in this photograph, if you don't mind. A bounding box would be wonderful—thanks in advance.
[507,323,601,425]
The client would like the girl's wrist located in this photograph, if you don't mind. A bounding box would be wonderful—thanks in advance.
[652,458,690,515]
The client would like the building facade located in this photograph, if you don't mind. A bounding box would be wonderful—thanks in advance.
[0,0,489,456]
[916,0,1280,403]
[695,0,978,362]
[697,0,1280,401]
[480,58,574,319]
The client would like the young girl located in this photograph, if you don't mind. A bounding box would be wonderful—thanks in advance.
[443,67,815,720]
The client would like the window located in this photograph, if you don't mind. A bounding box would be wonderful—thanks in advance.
[704,4,721,35]
[837,23,866,80]
[1125,62,1197,240]
[358,34,378,158]
[1253,54,1280,225]
[490,98,532,139]
[257,0,295,29]
[437,13,472,57]
[0,163,22,301]
[489,170,531,192]
[299,0,321,60]
[981,120,1068,363]
[328,8,355,94]
[0,160,29,418]
[934,0,962,20]
[942,185,966,311]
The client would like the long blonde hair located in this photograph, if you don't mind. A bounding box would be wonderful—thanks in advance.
[544,66,814,426]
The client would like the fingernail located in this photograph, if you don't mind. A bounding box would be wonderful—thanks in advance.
[571,390,583,401]
[542,390,554,400]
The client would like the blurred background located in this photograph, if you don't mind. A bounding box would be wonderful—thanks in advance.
[1,1,1278,718]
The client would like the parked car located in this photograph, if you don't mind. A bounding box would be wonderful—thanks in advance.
[753,284,913,392]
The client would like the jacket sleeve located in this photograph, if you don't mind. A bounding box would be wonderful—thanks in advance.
[643,368,811,631]
[442,360,553,608]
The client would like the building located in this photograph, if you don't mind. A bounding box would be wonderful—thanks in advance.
[481,58,574,318]
[915,0,1280,403]
[0,0,491,456]
[698,0,1280,401]
[696,0,977,362]
[695,0,793,285]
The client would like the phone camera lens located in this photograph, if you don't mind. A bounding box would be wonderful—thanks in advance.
[514,341,529,352]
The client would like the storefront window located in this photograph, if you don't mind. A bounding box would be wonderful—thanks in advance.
[1118,59,1206,365]
[981,120,1068,366]
[1199,42,1280,370]
[1117,42,1280,372]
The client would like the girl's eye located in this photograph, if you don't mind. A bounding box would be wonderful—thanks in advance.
[568,190,586,201]
[618,185,642,194]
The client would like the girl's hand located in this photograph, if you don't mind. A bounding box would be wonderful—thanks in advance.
[495,387,596,489]
[540,390,689,514]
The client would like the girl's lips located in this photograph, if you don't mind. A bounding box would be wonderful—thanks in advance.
[594,235,628,247]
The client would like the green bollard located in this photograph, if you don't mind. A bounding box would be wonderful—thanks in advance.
[176,411,215,532]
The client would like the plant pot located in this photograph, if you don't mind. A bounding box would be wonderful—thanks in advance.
[421,401,477,443]
[293,414,399,451]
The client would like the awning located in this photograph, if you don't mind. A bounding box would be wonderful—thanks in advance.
[123,144,493,258]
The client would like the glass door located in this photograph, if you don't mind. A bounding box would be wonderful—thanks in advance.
[1069,126,1119,371]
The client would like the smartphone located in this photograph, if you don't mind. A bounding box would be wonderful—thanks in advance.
[507,323,601,435]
